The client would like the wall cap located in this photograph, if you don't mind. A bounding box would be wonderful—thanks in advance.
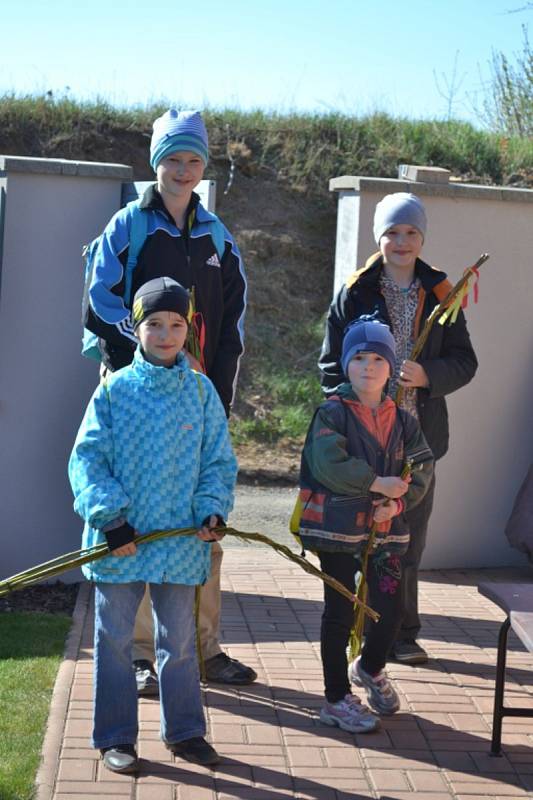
[329,175,533,204]
[0,155,133,180]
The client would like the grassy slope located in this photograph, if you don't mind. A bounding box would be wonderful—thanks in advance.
[0,613,72,800]
[1,96,532,448]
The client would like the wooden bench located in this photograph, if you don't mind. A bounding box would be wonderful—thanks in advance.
[478,582,533,755]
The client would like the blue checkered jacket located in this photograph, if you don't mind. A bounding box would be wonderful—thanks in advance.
[68,348,237,585]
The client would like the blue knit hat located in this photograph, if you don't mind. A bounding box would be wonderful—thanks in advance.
[341,316,396,377]
[373,192,427,244]
[150,109,209,170]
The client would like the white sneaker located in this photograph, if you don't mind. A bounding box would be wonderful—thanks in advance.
[319,693,379,733]
[349,656,400,715]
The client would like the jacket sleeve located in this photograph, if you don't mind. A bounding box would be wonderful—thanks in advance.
[192,377,238,525]
[401,411,435,511]
[68,384,131,530]
[208,229,247,416]
[318,285,355,395]
[305,405,377,495]
[84,207,138,354]
[420,308,478,398]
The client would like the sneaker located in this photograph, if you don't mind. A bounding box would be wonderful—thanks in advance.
[319,693,379,733]
[133,659,159,697]
[349,656,400,715]
[391,639,428,665]
[101,744,139,774]
[166,736,220,766]
[203,652,257,685]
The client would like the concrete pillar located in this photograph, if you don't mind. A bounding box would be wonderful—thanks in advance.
[0,156,132,580]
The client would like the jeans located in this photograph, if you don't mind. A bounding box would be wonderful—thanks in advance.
[133,542,223,663]
[92,581,205,749]
[398,473,436,641]
[319,551,403,704]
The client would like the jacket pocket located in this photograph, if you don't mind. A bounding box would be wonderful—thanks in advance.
[323,494,370,536]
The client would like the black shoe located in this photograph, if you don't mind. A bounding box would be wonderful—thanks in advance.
[101,744,139,773]
[391,639,428,665]
[133,659,159,696]
[203,652,257,685]
[166,736,220,766]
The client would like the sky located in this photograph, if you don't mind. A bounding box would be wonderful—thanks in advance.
[1,0,530,125]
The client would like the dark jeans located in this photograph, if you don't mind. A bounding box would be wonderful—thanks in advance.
[319,550,404,703]
[398,472,436,642]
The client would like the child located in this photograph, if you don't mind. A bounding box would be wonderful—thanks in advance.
[319,192,477,664]
[69,277,237,773]
[85,108,253,692]
[299,317,434,732]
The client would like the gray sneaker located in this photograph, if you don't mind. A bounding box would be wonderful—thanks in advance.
[349,656,400,715]
[319,693,379,733]
[392,639,428,665]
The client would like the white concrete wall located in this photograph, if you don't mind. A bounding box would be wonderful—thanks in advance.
[330,176,533,569]
[0,157,132,580]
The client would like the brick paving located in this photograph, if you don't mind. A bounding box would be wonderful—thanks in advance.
[36,550,533,800]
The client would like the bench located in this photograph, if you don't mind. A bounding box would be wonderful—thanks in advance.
[478,582,533,755]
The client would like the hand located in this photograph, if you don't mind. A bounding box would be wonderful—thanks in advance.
[372,498,398,523]
[196,514,225,542]
[113,539,137,557]
[399,359,429,389]
[370,476,410,498]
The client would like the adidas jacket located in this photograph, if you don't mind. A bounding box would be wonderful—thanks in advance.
[85,184,247,416]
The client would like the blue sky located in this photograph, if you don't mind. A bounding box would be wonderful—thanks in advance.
[1,0,530,124]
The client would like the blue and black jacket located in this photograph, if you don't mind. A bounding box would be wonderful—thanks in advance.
[84,184,247,415]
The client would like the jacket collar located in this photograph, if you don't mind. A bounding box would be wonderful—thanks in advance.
[140,183,200,224]
[131,346,189,391]
[347,252,448,294]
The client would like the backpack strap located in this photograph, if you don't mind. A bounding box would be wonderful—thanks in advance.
[123,200,148,307]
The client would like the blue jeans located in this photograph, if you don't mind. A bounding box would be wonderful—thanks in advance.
[92,581,205,749]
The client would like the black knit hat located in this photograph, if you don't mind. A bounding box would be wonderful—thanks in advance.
[132,277,191,330]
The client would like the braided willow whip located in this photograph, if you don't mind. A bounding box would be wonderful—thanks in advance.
[348,460,414,661]
[0,526,379,622]
[396,253,489,406]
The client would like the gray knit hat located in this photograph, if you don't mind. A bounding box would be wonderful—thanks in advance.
[341,316,396,377]
[373,192,427,244]
[150,109,209,170]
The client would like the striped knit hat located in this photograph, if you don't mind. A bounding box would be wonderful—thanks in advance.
[149,109,209,170]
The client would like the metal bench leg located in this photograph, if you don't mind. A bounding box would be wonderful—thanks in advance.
[491,616,511,756]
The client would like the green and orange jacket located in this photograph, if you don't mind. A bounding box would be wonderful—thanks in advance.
[296,383,434,555]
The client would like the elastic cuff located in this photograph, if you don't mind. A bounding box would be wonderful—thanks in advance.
[104,522,135,551]
[201,515,225,528]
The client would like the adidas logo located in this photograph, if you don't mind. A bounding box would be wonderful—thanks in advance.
[206,253,221,268]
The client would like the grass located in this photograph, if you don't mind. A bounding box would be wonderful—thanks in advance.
[0,613,72,800]
[231,370,323,444]
[1,94,532,191]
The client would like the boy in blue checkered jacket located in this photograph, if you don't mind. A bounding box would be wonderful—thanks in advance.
[69,277,237,774]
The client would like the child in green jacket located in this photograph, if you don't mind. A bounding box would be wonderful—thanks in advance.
[298,317,433,732]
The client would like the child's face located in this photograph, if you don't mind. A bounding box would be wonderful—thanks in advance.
[347,351,390,403]
[379,224,423,270]
[157,150,205,202]
[135,310,188,367]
